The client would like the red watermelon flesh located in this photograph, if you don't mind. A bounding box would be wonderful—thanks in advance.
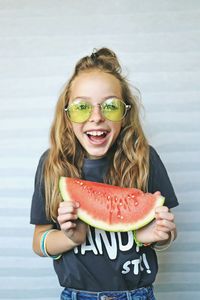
[59,177,165,232]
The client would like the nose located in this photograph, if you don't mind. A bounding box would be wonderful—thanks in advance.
[88,104,105,123]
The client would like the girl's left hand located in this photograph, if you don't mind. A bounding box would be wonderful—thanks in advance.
[135,206,176,245]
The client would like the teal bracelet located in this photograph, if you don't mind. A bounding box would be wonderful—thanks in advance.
[40,230,48,256]
[40,229,62,260]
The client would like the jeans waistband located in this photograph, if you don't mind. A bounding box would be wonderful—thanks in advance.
[61,286,155,300]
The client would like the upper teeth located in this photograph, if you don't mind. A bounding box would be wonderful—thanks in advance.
[86,131,106,136]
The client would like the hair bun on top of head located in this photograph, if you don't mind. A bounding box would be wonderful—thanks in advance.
[91,47,117,59]
[74,47,122,75]
[90,47,121,73]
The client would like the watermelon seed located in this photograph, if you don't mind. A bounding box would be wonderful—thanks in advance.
[124,197,129,205]
[120,216,124,219]
[134,200,138,206]
[124,198,131,211]
[87,187,93,194]
[80,182,83,186]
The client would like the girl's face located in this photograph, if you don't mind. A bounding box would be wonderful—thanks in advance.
[69,70,123,159]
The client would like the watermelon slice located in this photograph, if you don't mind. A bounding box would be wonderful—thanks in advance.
[59,177,165,232]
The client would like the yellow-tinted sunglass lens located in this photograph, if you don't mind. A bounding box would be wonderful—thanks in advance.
[67,102,92,123]
[102,99,125,121]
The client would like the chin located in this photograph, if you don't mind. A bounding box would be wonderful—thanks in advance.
[86,149,109,159]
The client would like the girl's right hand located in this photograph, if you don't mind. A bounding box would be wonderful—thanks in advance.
[57,201,88,245]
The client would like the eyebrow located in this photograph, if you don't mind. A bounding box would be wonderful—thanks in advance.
[72,95,120,101]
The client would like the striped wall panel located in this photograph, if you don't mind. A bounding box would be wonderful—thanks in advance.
[0,1,200,299]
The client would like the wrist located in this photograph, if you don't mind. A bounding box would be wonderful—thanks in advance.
[151,230,175,251]
[133,231,151,247]
[40,229,62,260]
[62,230,80,247]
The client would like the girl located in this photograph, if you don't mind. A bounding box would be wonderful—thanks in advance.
[31,48,178,300]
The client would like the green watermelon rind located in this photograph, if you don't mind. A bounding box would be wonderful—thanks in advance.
[77,195,164,232]
[59,177,165,232]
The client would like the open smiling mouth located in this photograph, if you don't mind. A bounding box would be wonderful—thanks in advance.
[85,130,109,142]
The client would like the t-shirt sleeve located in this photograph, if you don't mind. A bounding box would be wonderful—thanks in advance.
[148,146,179,209]
[30,150,54,225]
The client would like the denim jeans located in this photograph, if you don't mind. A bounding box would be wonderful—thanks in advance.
[60,286,156,300]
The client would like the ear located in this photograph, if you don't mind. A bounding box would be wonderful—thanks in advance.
[64,113,72,129]
[68,120,73,129]
[121,117,127,128]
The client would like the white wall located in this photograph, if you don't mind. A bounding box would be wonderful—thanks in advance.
[0,1,200,299]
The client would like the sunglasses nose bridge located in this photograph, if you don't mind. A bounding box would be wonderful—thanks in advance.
[88,103,105,122]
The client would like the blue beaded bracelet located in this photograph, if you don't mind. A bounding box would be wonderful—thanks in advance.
[40,229,62,260]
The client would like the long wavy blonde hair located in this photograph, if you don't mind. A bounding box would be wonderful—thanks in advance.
[44,48,149,221]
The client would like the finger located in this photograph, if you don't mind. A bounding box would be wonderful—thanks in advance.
[154,191,161,196]
[155,206,169,214]
[156,223,176,233]
[155,230,170,241]
[59,201,79,209]
[58,205,78,215]
[156,220,176,231]
[155,212,175,222]
[61,221,77,231]
[57,213,78,225]
[58,201,80,215]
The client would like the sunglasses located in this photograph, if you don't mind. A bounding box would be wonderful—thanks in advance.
[64,98,131,123]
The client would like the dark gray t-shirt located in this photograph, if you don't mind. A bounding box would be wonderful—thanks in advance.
[30,146,178,291]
